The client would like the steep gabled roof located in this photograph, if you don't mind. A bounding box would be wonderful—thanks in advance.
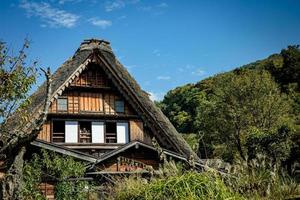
[5,39,198,161]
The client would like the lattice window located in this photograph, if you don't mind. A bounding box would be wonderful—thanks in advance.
[57,98,68,111]
[115,100,125,113]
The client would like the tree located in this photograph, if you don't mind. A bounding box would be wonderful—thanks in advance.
[195,69,292,162]
[0,39,52,199]
[158,84,205,133]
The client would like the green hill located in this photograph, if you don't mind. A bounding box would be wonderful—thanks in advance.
[158,45,300,167]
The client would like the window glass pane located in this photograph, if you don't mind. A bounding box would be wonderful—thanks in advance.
[57,98,67,111]
[115,100,124,113]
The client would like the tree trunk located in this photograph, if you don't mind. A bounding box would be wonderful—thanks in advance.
[1,146,26,200]
[235,129,246,161]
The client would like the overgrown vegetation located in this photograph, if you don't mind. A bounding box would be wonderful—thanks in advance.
[109,159,300,200]
[109,161,242,200]
[158,45,300,167]
[22,150,90,200]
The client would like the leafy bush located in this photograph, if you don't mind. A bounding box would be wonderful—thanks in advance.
[22,149,90,200]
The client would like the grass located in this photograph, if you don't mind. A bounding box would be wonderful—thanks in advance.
[107,158,300,200]
[109,172,243,200]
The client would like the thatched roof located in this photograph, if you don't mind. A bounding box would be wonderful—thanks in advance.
[4,39,198,161]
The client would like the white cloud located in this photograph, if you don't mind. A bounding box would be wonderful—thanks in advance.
[157,2,168,8]
[148,91,165,101]
[192,69,206,76]
[157,76,171,80]
[105,0,140,12]
[105,0,125,12]
[138,2,168,14]
[19,0,79,28]
[58,0,82,4]
[88,18,112,29]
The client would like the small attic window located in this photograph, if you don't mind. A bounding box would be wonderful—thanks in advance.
[115,100,124,113]
[57,98,68,111]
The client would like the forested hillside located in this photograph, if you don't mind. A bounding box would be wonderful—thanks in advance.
[158,45,300,167]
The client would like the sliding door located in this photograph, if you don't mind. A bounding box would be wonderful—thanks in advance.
[117,122,129,144]
[92,121,104,143]
[65,121,78,143]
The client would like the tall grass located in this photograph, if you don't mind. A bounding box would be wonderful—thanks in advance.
[108,161,242,200]
[223,155,300,199]
[109,172,243,200]
[107,158,300,200]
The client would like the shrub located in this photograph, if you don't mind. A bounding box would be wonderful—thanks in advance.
[22,150,90,200]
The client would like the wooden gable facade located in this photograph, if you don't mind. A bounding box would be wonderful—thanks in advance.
[36,61,153,157]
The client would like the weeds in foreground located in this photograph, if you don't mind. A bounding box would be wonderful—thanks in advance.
[107,157,300,200]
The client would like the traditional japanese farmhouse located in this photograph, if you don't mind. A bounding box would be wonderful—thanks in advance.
[2,39,200,198]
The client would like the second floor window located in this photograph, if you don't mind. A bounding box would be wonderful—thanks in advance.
[115,100,124,113]
[57,98,68,111]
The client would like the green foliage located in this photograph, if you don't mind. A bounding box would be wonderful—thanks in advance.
[22,154,45,200]
[110,171,242,200]
[0,39,37,124]
[196,70,292,162]
[181,133,199,152]
[159,84,205,133]
[266,45,300,91]
[22,150,90,200]
[109,159,300,200]
[160,45,300,166]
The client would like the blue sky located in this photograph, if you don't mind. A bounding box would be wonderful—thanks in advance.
[1,0,300,100]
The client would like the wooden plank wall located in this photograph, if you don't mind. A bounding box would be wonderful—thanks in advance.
[37,121,51,142]
[49,91,134,115]
[97,151,160,172]
[71,65,109,87]
[130,120,144,141]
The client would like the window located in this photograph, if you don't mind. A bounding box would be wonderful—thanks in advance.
[57,98,68,111]
[79,121,91,143]
[105,122,117,143]
[105,122,129,144]
[115,100,125,113]
[52,121,65,143]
